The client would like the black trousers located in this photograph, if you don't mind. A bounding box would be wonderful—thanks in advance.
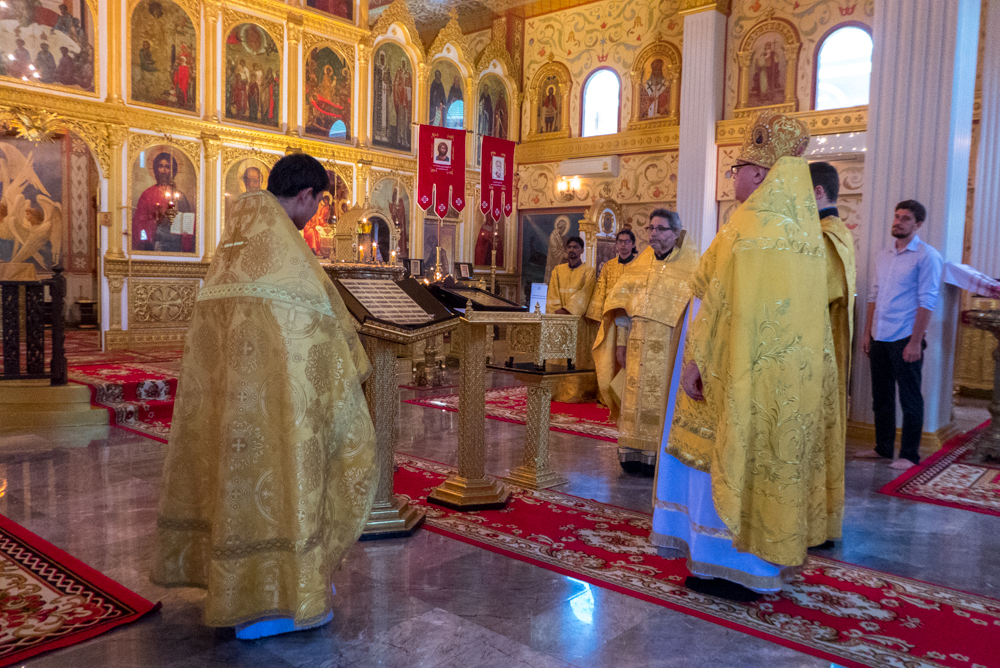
[869,337,925,463]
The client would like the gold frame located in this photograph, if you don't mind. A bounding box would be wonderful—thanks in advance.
[126,0,202,116]
[0,0,101,98]
[301,34,356,142]
[368,169,414,234]
[627,41,682,131]
[734,17,801,119]
[585,197,624,239]
[526,60,572,142]
[220,146,280,233]
[126,132,202,257]
[220,11,285,131]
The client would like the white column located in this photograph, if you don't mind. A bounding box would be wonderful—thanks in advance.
[850,0,981,435]
[676,6,728,252]
[971,0,1000,278]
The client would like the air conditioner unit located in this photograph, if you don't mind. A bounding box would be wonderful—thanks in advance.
[558,156,620,179]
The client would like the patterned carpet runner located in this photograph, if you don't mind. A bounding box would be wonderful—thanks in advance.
[879,420,1000,516]
[396,454,1000,668]
[0,513,158,667]
[405,386,618,442]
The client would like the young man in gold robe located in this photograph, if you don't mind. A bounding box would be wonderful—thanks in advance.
[592,210,699,474]
[586,228,637,407]
[546,235,597,369]
[151,154,377,638]
[651,112,840,602]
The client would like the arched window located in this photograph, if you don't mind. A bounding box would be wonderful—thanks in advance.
[445,100,464,129]
[815,26,873,110]
[582,69,620,137]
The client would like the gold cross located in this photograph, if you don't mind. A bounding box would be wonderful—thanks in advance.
[221,226,250,265]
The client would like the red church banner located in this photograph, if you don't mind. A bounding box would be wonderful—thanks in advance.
[480,136,515,221]
[417,125,466,218]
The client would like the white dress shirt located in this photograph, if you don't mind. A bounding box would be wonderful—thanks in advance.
[867,234,944,342]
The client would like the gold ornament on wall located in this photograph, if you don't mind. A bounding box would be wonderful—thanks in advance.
[628,41,682,131]
[734,17,801,119]
[526,61,572,142]
[3,108,66,143]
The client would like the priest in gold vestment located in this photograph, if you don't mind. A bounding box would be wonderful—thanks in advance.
[151,154,377,637]
[546,235,597,369]
[592,211,698,473]
[651,112,841,601]
[586,228,637,407]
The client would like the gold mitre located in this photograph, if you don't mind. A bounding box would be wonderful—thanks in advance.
[738,111,811,169]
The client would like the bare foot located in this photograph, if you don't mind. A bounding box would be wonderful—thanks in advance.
[890,459,917,470]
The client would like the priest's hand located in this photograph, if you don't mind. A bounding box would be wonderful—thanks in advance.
[681,361,704,401]
[555,308,570,315]
[616,345,627,369]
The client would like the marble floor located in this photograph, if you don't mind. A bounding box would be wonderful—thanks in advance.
[0,372,995,667]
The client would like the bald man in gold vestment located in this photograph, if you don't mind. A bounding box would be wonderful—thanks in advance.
[651,112,841,602]
[592,211,698,473]
[152,154,377,638]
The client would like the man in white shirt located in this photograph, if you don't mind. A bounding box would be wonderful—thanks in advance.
[863,199,944,469]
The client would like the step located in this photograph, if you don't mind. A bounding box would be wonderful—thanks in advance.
[1,406,109,430]
[0,380,92,405]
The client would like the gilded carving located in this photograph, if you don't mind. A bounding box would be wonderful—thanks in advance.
[365,0,425,60]
[104,258,211,279]
[526,61,572,142]
[716,106,868,144]
[107,275,125,330]
[426,13,472,67]
[222,8,285,47]
[628,42,682,131]
[127,0,201,115]
[130,279,199,329]
[733,17,801,118]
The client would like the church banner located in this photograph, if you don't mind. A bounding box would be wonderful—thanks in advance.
[480,136,515,221]
[417,125,466,218]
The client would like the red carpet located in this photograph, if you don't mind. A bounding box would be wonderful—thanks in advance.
[879,420,1000,516]
[405,386,618,442]
[396,454,1000,668]
[69,360,181,442]
[0,513,158,667]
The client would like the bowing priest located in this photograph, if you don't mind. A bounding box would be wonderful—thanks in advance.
[651,111,841,602]
[547,235,598,369]
[592,210,699,474]
[151,154,377,638]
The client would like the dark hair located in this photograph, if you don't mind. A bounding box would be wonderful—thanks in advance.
[895,199,926,224]
[152,152,179,178]
[616,229,636,244]
[565,235,584,249]
[809,161,840,203]
[267,153,329,199]
[649,208,681,232]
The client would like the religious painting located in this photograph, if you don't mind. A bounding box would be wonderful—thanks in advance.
[370,216,392,263]
[304,46,352,141]
[427,59,464,129]
[129,145,197,254]
[301,170,349,260]
[371,42,413,152]
[735,19,799,117]
[129,0,198,113]
[638,59,672,119]
[537,75,561,135]
[224,24,281,128]
[423,222,456,279]
[473,209,504,269]
[0,0,96,93]
[594,239,616,277]
[476,74,508,162]
[0,137,64,272]
[305,0,351,21]
[223,158,270,232]
[370,177,410,258]
[519,210,584,293]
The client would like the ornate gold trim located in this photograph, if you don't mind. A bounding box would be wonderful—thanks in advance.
[105,258,211,278]
[516,124,681,163]
[221,7,284,47]
[627,41,682,131]
[426,14,473,73]
[585,197,624,239]
[105,328,189,350]
[733,17,800,119]
[475,20,519,91]
[128,278,200,329]
[679,0,732,15]
[716,105,868,144]
[525,60,572,142]
[126,0,202,117]
[365,0,425,62]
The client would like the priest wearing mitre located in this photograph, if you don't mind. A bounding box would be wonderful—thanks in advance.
[651,112,840,602]
[592,210,699,474]
[151,154,377,638]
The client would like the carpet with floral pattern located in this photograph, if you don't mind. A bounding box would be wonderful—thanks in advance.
[404,386,618,442]
[396,454,1000,668]
[879,421,1000,517]
[0,513,158,666]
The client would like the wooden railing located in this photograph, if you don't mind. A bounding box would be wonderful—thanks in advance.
[0,265,67,385]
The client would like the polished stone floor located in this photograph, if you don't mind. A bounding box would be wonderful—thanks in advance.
[0,372,995,667]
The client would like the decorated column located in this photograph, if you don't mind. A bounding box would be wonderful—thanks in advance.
[105,125,128,260]
[202,134,221,261]
[357,44,371,148]
[106,0,124,104]
[676,0,729,252]
[204,0,221,122]
[850,0,981,441]
[286,14,303,137]
[970,0,1000,278]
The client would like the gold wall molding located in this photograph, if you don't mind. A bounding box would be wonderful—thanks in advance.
[627,41,682,132]
[679,0,732,15]
[301,33,355,64]
[475,20,519,91]
[525,60,572,142]
[222,7,286,49]
[516,124,681,164]
[105,258,211,279]
[426,13,473,70]
[129,278,200,329]
[105,329,189,350]
[365,0,425,60]
[733,17,801,119]
[716,105,868,144]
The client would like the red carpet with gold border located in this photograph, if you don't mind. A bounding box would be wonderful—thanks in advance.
[879,421,1000,517]
[405,386,618,442]
[396,454,1000,668]
[0,513,158,666]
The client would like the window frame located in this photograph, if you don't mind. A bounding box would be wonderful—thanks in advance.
[811,21,874,111]
[580,67,622,138]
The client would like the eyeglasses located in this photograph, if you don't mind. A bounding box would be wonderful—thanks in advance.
[725,162,752,179]
[615,238,633,244]
[644,225,673,233]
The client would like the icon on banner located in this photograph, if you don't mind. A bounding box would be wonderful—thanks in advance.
[434,139,453,165]
[491,155,505,180]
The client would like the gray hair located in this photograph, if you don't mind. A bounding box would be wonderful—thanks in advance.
[649,208,682,232]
